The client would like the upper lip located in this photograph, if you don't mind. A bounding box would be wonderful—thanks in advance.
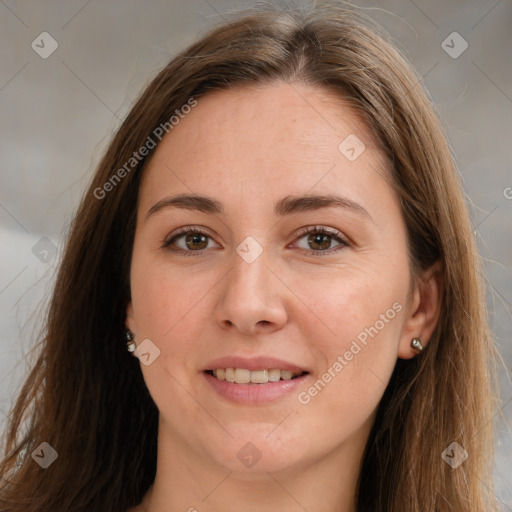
[203,356,309,373]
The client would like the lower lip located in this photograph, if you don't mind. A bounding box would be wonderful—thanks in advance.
[203,371,309,404]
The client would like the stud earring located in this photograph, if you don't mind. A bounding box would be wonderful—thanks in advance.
[125,329,136,353]
[411,337,423,352]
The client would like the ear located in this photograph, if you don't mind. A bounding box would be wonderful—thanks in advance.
[125,301,137,335]
[398,261,443,359]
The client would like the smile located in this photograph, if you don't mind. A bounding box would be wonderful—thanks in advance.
[207,368,307,384]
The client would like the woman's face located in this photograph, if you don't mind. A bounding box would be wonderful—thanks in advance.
[126,82,428,476]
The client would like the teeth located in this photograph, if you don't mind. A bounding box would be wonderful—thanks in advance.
[234,368,251,384]
[210,368,304,384]
[268,368,281,381]
[250,370,268,383]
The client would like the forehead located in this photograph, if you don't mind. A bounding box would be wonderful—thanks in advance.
[138,82,392,213]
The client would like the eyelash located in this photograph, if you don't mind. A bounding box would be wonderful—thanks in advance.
[162,225,349,257]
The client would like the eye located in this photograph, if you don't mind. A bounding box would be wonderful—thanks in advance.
[163,227,219,255]
[293,226,349,254]
[163,225,349,256]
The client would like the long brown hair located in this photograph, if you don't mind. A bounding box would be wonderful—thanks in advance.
[0,4,498,511]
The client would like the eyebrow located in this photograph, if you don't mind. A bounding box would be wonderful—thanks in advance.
[145,193,372,221]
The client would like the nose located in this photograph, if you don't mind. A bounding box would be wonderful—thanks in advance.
[213,249,288,335]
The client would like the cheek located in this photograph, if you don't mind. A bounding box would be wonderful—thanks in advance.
[293,264,405,415]
[130,253,210,338]
[129,257,211,414]
[292,260,406,350]
[129,256,223,390]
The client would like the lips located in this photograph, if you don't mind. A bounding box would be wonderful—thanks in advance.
[203,356,308,374]
[202,356,310,403]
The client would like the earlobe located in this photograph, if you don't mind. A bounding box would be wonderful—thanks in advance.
[124,302,138,355]
[398,261,443,359]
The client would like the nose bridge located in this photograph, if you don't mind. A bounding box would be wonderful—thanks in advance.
[227,245,275,305]
[214,242,287,333]
[230,248,269,294]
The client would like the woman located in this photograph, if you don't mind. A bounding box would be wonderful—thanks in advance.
[0,4,499,511]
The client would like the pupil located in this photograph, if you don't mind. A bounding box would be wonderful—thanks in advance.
[308,233,330,250]
[186,233,207,250]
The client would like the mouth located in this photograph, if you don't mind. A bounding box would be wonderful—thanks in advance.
[202,356,310,403]
[202,358,310,403]
[205,368,308,384]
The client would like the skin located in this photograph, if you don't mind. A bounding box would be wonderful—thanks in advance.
[126,82,442,512]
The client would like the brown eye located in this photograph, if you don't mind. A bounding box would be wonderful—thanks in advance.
[184,232,208,250]
[307,233,333,251]
[293,226,349,254]
[163,227,219,255]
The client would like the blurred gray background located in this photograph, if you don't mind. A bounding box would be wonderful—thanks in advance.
[1,0,511,507]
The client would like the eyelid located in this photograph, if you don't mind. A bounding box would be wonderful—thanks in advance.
[292,225,347,241]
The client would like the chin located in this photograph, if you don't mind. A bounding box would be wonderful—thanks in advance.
[204,431,312,476]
